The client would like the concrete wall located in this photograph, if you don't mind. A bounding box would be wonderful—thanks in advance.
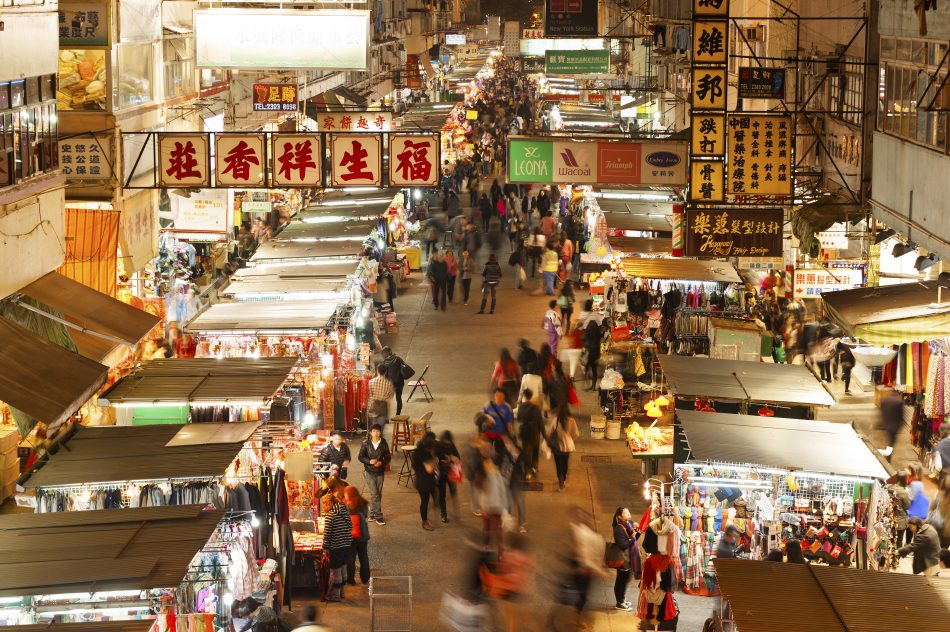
[879,0,950,38]
[0,183,66,299]
[870,132,950,259]
[0,7,58,82]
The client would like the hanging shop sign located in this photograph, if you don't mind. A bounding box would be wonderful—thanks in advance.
[688,160,725,202]
[520,57,546,73]
[522,29,545,39]
[252,83,298,112]
[317,111,392,132]
[727,114,792,196]
[520,38,604,57]
[685,208,783,257]
[158,134,210,188]
[737,67,786,99]
[465,109,479,120]
[58,1,110,47]
[545,0,599,37]
[692,22,728,64]
[215,134,265,187]
[817,223,849,249]
[330,134,382,187]
[691,67,728,110]
[445,33,467,45]
[389,134,439,186]
[271,134,322,187]
[405,55,422,89]
[793,262,865,298]
[164,189,229,234]
[693,0,729,18]
[545,49,610,75]
[194,9,370,70]
[737,256,784,270]
[507,137,687,185]
[241,200,273,213]
[690,113,726,157]
[59,135,112,180]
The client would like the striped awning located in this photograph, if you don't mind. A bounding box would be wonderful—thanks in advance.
[853,312,950,345]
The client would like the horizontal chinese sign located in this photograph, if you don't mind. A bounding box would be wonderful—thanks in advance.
[507,137,687,185]
[253,83,298,112]
[793,262,865,298]
[737,67,786,99]
[684,207,783,257]
[544,49,610,74]
[317,111,391,132]
[123,131,440,189]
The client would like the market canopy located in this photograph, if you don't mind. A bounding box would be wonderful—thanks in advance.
[821,280,950,345]
[221,276,353,300]
[678,410,890,480]
[0,505,223,596]
[233,257,362,280]
[713,559,950,632]
[609,236,671,255]
[0,317,108,429]
[250,238,368,264]
[659,355,836,407]
[23,422,259,489]
[185,299,339,334]
[273,219,380,242]
[621,258,742,284]
[1,622,155,632]
[98,358,298,407]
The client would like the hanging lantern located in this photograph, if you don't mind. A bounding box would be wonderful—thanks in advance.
[647,407,663,418]
[643,400,657,411]
[700,401,716,413]
[758,404,775,417]
[655,394,670,407]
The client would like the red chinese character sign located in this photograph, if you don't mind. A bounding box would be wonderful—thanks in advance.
[318,112,391,132]
[271,134,322,187]
[331,134,381,187]
[215,134,265,187]
[389,134,439,186]
[159,134,210,187]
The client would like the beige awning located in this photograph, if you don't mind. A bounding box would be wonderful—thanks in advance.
[421,52,437,79]
[620,257,742,283]
[0,317,108,429]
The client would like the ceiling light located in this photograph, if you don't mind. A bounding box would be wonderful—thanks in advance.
[892,241,917,258]
[915,253,941,271]
[873,228,896,244]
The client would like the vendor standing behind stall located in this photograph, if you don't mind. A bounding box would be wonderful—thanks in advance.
[320,432,351,479]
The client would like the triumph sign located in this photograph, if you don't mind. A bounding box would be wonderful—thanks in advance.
[508,137,687,185]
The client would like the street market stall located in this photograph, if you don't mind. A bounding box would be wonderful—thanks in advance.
[674,410,893,596]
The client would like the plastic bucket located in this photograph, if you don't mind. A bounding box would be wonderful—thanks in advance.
[605,420,622,440]
[590,415,606,440]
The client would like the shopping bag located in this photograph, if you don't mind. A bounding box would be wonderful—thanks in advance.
[604,541,629,569]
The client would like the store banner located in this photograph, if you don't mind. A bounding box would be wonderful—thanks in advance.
[545,0,598,37]
[793,263,865,298]
[521,57,546,73]
[330,134,382,186]
[405,55,422,89]
[389,134,439,186]
[271,134,322,187]
[194,9,370,70]
[119,190,159,273]
[737,256,783,270]
[692,22,728,64]
[215,134,266,187]
[59,134,112,180]
[737,67,786,99]
[691,67,727,110]
[685,208,783,257]
[690,113,726,157]
[252,83,298,112]
[727,114,792,196]
[545,49,610,74]
[817,223,849,249]
[317,111,391,132]
[520,37,603,56]
[58,1,110,46]
[508,138,687,185]
[694,0,729,18]
[165,189,229,234]
[688,160,725,202]
[158,134,211,187]
[522,28,544,39]
[445,33,467,45]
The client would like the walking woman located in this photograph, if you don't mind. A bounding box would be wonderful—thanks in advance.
[544,300,564,356]
[460,248,475,306]
[475,456,509,553]
[343,486,371,585]
[557,280,576,333]
[611,507,640,610]
[550,404,580,491]
[322,492,353,601]
[436,430,461,523]
[412,431,440,531]
[490,347,522,405]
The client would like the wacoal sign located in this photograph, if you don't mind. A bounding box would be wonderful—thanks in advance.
[554,141,597,183]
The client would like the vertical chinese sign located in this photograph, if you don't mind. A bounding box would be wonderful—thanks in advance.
[158,134,210,188]
[726,115,792,196]
[330,134,382,187]
[215,134,265,187]
[389,134,439,186]
[687,0,729,211]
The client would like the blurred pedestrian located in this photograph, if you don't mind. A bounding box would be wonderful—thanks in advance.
[550,404,580,491]
[898,516,941,575]
[436,430,461,523]
[293,604,329,631]
[413,431,440,531]
[460,248,475,305]
[343,486,371,585]
[878,389,904,461]
[517,389,544,479]
[544,300,564,356]
[475,457,508,553]
[427,250,448,311]
[486,533,536,632]
[444,249,459,304]
[380,346,413,415]
[490,347,522,405]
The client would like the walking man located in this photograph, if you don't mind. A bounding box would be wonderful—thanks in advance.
[479,253,502,314]
[359,423,391,525]
[380,346,413,416]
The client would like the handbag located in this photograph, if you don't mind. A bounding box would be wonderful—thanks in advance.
[447,461,463,484]
[567,382,580,406]
[925,448,944,475]
[557,295,569,308]
[400,362,416,380]
[604,541,629,569]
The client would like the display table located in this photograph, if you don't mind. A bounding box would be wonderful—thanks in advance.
[398,246,422,270]
[628,424,674,476]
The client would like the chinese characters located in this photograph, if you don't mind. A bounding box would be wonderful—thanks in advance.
[727,115,791,195]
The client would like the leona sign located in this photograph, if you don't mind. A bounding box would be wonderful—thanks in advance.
[508,137,687,185]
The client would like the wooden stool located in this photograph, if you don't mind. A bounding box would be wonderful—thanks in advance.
[397,445,417,488]
[391,415,410,450]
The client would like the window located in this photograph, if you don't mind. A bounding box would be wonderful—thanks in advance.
[0,76,58,188]
[828,57,863,126]
[163,36,196,100]
[878,35,949,153]
[114,43,156,110]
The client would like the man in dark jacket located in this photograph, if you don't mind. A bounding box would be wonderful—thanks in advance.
[358,424,391,525]
[320,432,351,479]
[516,339,538,376]
[517,389,544,479]
[478,253,502,314]
[898,517,941,574]
[427,250,449,311]
[380,346,413,415]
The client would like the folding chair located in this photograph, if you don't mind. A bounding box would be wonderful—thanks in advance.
[406,365,434,403]
[410,411,434,443]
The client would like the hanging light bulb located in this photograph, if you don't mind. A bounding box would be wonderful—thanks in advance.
[655,394,670,407]
[303,412,316,428]
[643,481,651,500]
[647,407,663,418]
[757,404,775,417]
[223,593,234,606]
[250,516,260,528]
[643,400,657,411]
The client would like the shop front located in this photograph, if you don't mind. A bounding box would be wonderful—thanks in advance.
[673,410,893,596]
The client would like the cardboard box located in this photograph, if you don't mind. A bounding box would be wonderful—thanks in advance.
[0,426,17,454]
[0,481,14,503]
[2,457,19,486]
[1,447,15,473]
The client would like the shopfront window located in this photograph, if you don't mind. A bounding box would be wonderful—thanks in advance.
[163,36,196,100]
[0,76,58,188]
[58,49,108,111]
[114,43,156,110]
[878,35,948,153]
[828,56,863,126]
